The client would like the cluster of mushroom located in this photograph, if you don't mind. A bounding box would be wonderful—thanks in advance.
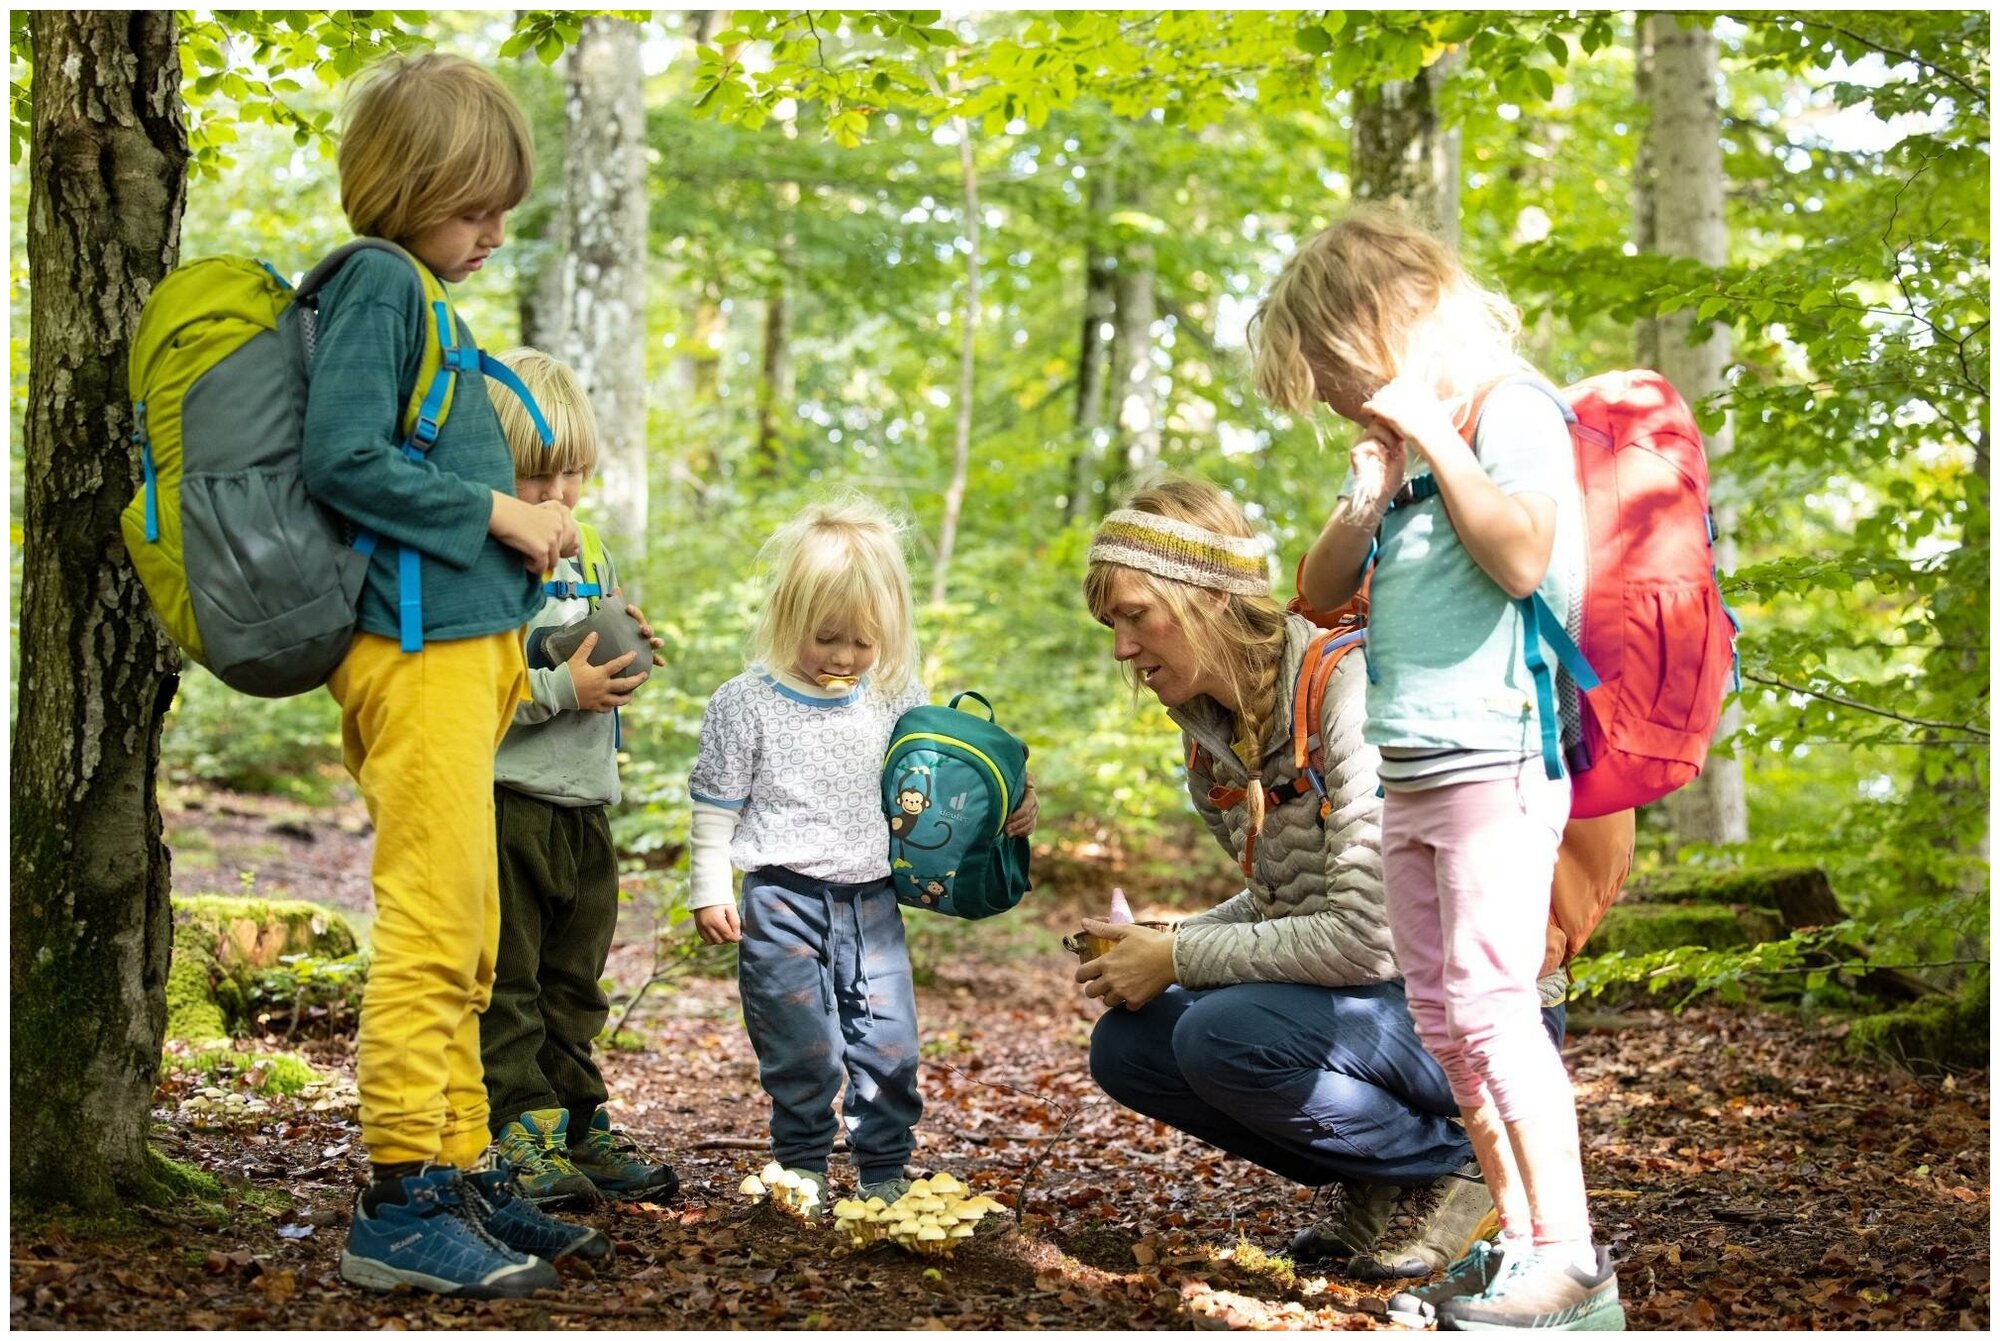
[738,1161,824,1221]
[829,1173,1004,1258]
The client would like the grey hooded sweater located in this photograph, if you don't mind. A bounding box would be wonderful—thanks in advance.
[1167,614,1398,990]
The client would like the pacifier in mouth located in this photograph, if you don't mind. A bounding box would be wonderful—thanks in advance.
[815,673,860,691]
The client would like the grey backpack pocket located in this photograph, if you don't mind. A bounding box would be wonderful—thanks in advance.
[180,465,366,695]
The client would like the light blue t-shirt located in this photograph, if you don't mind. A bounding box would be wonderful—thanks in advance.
[1363,381,1583,756]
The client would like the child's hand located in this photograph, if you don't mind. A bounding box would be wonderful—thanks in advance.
[1004,772,1039,837]
[565,632,647,711]
[1341,421,1408,524]
[694,904,742,944]
[612,588,668,668]
[491,493,579,571]
[1362,378,1468,466]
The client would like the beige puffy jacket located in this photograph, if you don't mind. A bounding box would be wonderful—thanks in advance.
[1167,614,1398,990]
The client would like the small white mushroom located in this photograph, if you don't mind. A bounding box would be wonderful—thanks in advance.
[739,1175,766,1198]
[761,1160,785,1182]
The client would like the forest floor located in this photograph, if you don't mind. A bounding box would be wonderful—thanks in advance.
[10,786,1991,1331]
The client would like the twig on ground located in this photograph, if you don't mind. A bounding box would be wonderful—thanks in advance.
[924,1058,1104,1227]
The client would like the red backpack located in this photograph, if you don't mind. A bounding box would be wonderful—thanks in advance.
[1299,369,1740,820]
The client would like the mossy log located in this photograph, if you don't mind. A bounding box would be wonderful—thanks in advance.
[1595,867,1941,1006]
[1847,975,1989,1074]
[167,896,361,1042]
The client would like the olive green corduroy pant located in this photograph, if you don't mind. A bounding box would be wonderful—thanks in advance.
[480,786,619,1134]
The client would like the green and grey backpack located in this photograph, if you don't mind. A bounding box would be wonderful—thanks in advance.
[882,692,1032,919]
[121,238,551,697]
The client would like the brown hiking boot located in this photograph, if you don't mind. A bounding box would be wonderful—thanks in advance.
[1345,1161,1497,1281]
[1285,1180,1403,1266]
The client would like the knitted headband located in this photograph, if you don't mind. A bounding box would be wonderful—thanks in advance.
[1088,509,1270,597]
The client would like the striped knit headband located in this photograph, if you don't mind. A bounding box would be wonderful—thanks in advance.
[1088,509,1270,597]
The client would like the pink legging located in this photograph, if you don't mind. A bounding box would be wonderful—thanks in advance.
[1381,769,1571,1122]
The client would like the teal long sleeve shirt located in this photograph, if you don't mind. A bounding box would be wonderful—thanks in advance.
[300,245,542,642]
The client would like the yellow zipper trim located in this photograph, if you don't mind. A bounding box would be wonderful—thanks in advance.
[887,732,1010,834]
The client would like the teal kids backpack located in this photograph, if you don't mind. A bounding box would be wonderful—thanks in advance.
[882,692,1031,919]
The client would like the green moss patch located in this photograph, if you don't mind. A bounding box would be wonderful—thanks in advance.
[1847,975,1990,1075]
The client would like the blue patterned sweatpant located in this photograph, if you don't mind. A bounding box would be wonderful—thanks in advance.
[737,866,923,1184]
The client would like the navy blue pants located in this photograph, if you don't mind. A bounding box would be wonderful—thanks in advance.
[737,867,923,1184]
[1090,980,1565,1188]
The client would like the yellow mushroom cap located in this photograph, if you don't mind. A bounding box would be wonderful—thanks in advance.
[917,1224,948,1242]
[930,1173,964,1195]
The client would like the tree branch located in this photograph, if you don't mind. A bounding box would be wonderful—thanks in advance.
[1751,13,1986,107]
[1744,669,1991,739]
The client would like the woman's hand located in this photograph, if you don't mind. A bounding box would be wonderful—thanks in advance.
[693,904,742,945]
[1074,919,1176,1011]
[1004,771,1040,837]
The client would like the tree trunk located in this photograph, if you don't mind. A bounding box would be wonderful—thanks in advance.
[1351,55,1461,245]
[557,15,649,575]
[12,9,187,1210]
[1637,13,1748,847]
[929,115,980,607]
[754,281,792,475]
[1108,177,1161,484]
[1066,159,1117,523]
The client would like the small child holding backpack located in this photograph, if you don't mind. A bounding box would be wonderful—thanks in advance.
[478,348,681,1209]
[1251,203,1620,1331]
[299,52,588,1299]
[686,495,1038,1211]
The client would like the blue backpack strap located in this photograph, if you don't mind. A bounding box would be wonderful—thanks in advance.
[1520,592,1601,780]
[135,401,160,541]
[478,351,556,449]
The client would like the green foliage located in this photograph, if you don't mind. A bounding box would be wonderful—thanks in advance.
[160,674,344,803]
[12,10,1987,999]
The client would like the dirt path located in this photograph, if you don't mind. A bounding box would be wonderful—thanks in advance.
[13,793,1989,1329]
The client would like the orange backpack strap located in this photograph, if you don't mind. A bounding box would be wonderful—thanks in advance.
[1288,552,1372,631]
[1291,628,1368,821]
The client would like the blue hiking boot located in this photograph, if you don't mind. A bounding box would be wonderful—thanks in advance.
[568,1110,680,1201]
[339,1166,559,1299]
[467,1164,612,1264]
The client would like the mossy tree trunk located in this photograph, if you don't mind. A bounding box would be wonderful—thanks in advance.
[10,10,187,1210]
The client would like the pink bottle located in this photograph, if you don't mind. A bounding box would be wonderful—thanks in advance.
[1106,886,1135,925]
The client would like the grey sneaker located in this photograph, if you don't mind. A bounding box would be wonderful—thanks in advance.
[1347,1162,1496,1281]
[1386,1238,1511,1329]
[1439,1244,1624,1331]
[1285,1180,1403,1265]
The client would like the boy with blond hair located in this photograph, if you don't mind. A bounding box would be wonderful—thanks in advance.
[482,348,681,1209]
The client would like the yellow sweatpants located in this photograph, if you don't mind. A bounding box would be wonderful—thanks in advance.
[328,630,527,1168]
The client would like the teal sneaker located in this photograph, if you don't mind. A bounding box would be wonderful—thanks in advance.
[568,1110,679,1201]
[467,1165,611,1264]
[339,1167,559,1299]
[495,1108,601,1208]
[1385,1238,1511,1329]
[1438,1244,1625,1331]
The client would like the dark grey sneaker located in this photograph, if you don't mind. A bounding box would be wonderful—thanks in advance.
[1285,1180,1403,1266]
[1386,1238,1510,1329]
[1439,1244,1624,1331]
[1346,1162,1495,1281]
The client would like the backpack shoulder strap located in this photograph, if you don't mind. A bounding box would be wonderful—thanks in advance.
[294,239,458,454]
[1292,628,1368,815]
